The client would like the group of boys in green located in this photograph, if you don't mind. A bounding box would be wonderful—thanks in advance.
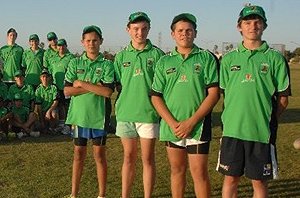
[1,4,291,198]
[0,28,74,134]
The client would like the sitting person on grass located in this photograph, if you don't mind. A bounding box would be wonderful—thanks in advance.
[35,68,59,134]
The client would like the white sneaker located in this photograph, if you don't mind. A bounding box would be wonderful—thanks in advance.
[30,131,40,137]
[17,132,24,139]
[61,125,70,135]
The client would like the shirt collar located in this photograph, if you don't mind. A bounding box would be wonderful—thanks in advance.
[126,39,153,52]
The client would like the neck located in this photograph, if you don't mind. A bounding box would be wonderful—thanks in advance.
[8,41,15,46]
[132,41,147,51]
[243,40,263,50]
[176,46,193,59]
[87,52,99,61]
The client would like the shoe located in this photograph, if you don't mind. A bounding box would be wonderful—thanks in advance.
[30,131,40,137]
[7,132,16,139]
[61,125,70,135]
[17,132,24,139]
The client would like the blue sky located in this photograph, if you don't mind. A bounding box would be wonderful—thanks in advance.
[1,0,299,53]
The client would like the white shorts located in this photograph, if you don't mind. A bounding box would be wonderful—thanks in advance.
[116,121,159,139]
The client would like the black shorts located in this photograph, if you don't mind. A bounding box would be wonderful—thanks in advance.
[58,90,66,105]
[165,141,210,154]
[73,136,107,146]
[216,137,278,180]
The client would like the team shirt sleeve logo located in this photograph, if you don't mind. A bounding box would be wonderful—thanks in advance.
[230,65,241,71]
[166,67,176,75]
[147,58,154,68]
[260,63,269,74]
[122,62,131,67]
[194,63,201,74]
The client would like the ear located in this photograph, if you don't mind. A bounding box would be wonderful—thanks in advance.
[99,38,104,45]
[194,30,197,38]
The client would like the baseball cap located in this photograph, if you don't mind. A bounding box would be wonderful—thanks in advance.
[41,68,50,76]
[171,13,197,29]
[14,93,23,101]
[82,25,102,37]
[14,70,24,77]
[128,12,151,23]
[238,5,267,23]
[57,38,67,46]
[29,34,39,41]
[47,32,57,40]
[7,28,17,34]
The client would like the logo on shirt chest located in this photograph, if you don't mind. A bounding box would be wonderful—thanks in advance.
[260,63,269,74]
[123,62,131,67]
[194,63,201,73]
[230,65,241,71]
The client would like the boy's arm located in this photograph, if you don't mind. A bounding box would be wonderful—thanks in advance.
[64,81,89,97]
[151,95,179,132]
[175,86,220,138]
[73,80,113,98]
[276,95,288,119]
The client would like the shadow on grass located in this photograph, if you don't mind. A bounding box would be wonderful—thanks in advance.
[279,108,300,123]
[212,178,300,197]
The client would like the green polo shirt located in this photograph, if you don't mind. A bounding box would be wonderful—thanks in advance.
[0,82,8,99]
[65,52,114,129]
[43,46,57,68]
[152,45,219,141]
[35,84,58,112]
[220,41,290,143]
[8,84,35,109]
[48,52,75,90]
[114,40,164,123]
[22,48,45,86]
[12,105,29,123]
[0,44,24,82]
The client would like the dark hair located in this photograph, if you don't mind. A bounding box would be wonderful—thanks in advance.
[171,18,196,31]
[7,28,17,36]
[238,14,267,29]
[127,18,151,28]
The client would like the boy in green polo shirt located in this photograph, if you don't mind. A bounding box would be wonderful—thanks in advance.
[35,68,59,134]
[49,38,75,130]
[0,28,24,84]
[216,5,290,197]
[0,96,13,138]
[11,93,37,138]
[0,73,8,100]
[44,32,58,69]
[64,25,114,198]
[22,34,45,88]
[151,13,219,197]
[114,12,164,198]
[8,70,35,111]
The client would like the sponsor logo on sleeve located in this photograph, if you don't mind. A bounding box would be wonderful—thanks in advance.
[230,65,241,71]
[123,62,131,67]
[166,67,176,75]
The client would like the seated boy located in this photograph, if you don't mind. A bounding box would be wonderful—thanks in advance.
[35,68,59,134]
[0,96,13,139]
[11,93,37,138]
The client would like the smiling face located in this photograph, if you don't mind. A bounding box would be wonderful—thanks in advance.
[7,32,17,45]
[127,21,150,47]
[238,16,265,42]
[171,20,196,50]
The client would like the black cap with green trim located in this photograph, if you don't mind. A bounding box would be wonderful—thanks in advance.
[57,39,67,46]
[47,32,57,40]
[128,12,151,23]
[171,13,197,29]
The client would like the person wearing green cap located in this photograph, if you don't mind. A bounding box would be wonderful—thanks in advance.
[35,68,59,134]
[0,28,24,85]
[151,13,219,197]
[64,25,114,198]
[114,11,164,198]
[22,34,45,88]
[216,4,290,197]
[48,38,75,129]
[44,32,58,69]
[0,73,8,100]
[8,70,35,112]
[0,96,13,137]
[11,93,37,137]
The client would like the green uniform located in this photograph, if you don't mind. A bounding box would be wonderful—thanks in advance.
[22,48,45,86]
[11,105,29,123]
[65,52,114,129]
[0,44,24,82]
[114,40,164,123]
[48,52,75,90]
[43,47,57,68]
[35,84,58,112]
[152,45,219,141]
[8,84,35,109]
[0,82,8,99]
[220,42,289,143]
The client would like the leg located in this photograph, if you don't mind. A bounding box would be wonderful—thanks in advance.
[222,175,240,198]
[93,145,107,197]
[188,154,210,198]
[140,138,156,198]
[252,179,268,198]
[121,138,138,198]
[166,146,187,198]
[71,145,87,197]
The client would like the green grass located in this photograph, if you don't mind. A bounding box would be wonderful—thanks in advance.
[1,64,300,198]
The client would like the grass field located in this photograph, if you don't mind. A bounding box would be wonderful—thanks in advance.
[0,64,300,198]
